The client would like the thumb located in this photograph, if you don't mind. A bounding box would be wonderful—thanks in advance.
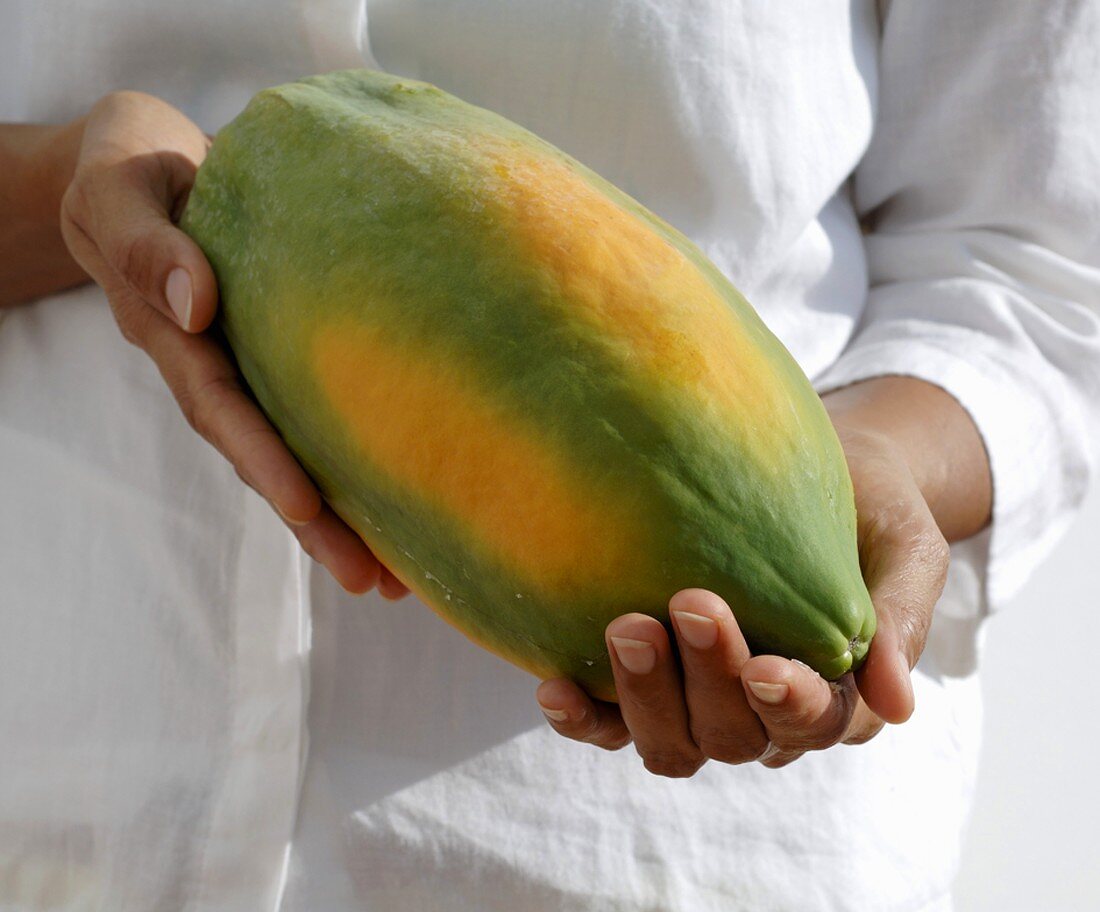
[117,202,218,334]
[61,152,218,333]
[854,505,950,724]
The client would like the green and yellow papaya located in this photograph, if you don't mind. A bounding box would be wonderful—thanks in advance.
[181,69,875,701]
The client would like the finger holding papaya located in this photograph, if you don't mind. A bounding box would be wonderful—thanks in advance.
[539,376,988,777]
[54,91,408,598]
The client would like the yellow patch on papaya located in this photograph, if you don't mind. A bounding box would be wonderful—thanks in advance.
[480,138,794,464]
[311,320,650,599]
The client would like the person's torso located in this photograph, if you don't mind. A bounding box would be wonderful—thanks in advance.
[2,4,979,910]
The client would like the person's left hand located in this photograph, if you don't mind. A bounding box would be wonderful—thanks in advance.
[53,91,413,600]
[534,376,988,775]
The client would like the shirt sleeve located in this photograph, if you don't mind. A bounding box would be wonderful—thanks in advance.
[814,0,1100,612]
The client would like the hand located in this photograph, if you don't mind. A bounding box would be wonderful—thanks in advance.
[535,376,992,775]
[57,91,410,599]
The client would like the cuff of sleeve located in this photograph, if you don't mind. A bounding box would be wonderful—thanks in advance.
[812,334,1090,616]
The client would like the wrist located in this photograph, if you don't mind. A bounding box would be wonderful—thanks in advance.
[17,118,86,224]
[822,375,992,542]
[1,117,88,306]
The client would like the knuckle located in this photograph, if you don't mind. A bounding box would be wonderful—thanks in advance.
[112,299,156,348]
[759,702,820,734]
[827,713,852,745]
[116,321,140,347]
[234,423,282,461]
[843,719,885,746]
[759,751,803,770]
[576,714,630,752]
[767,719,845,755]
[293,530,319,563]
[843,702,886,746]
[620,685,670,717]
[574,711,604,742]
[597,732,634,752]
[175,391,198,432]
[821,692,859,742]
[233,466,258,493]
[694,726,769,766]
[639,748,704,779]
[768,735,820,757]
[178,375,235,439]
[188,395,216,439]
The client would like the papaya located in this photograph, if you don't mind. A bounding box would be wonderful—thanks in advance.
[180,69,875,701]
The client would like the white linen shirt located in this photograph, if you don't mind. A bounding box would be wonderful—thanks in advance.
[2,1,1098,910]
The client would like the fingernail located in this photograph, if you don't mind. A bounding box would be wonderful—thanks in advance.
[609,636,656,675]
[165,267,193,330]
[747,681,789,705]
[671,609,719,650]
[341,574,376,596]
[275,502,310,527]
[538,703,570,723]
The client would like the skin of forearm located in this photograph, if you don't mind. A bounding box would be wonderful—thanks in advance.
[822,375,994,543]
[0,119,89,307]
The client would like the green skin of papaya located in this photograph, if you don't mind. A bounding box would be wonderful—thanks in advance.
[181,69,875,701]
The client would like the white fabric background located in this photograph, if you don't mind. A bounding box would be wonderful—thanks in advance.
[954,479,1100,908]
[2,1,1098,909]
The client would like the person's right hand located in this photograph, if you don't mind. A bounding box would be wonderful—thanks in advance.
[59,90,410,599]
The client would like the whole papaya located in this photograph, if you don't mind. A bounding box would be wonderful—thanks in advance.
[181,69,875,701]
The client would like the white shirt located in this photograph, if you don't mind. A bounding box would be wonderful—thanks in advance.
[2,1,1098,910]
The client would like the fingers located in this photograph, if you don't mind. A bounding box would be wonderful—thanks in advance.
[55,91,404,598]
[604,613,707,777]
[539,396,953,768]
[535,678,633,750]
[668,589,769,764]
[739,654,860,766]
[377,567,411,600]
[855,501,949,724]
[61,158,218,333]
[829,421,950,725]
[127,305,383,593]
[853,602,914,725]
[59,90,218,332]
[292,501,382,595]
[538,590,870,775]
[841,698,887,746]
[139,310,322,523]
[670,591,858,767]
